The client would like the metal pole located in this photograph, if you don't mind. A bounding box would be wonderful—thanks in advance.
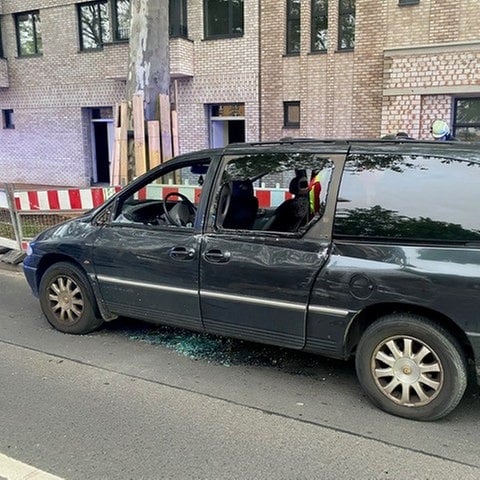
[4,183,23,251]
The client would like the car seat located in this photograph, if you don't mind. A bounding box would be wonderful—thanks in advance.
[221,179,259,230]
[262,175,309,232]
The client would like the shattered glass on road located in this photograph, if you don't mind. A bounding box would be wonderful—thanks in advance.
[104,318,346,379]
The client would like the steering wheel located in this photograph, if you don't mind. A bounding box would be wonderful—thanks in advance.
[162,192,197,226]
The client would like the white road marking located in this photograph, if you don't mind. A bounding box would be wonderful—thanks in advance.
[0,453,64,480]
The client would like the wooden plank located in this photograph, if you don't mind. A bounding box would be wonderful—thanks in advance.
[159,93,172,163]
[171,80,179,158]
[119,101,129,185]
[111,103,121,186]
[133,93,147,176]
[147,121,161,169]
[171,108,179,157]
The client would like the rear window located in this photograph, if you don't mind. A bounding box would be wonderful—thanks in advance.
[334,154,480,243]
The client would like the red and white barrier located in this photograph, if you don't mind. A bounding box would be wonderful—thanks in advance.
[12,184,293,252]
[14,184,292,213]
[14,187,122,212]
[133,185,291,208]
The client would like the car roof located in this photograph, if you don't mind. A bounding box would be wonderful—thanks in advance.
[223,138,480,163]
[167,139,480,165]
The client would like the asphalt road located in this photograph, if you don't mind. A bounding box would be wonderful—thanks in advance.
[0,267,479,479]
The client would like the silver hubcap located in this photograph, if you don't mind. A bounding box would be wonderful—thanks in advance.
[372,336,443,407]
[48,275,84,325]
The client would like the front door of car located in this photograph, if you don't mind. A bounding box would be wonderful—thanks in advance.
[199,152,335,348]
[91,157,214,330]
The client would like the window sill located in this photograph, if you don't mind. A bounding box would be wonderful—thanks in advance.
[283,125,300,129]
[78,47,103,53]
[202,33,244,41]
[16,53,43,59]
[335,48,354,53]
[170,36,194,44]
[308,50,328,55]
[283,52,300,57]
[103,39,129,46]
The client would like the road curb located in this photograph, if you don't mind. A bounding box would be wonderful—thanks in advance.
[0,248,25,272]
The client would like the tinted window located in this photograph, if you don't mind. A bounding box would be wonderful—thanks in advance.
[334,154,480,242]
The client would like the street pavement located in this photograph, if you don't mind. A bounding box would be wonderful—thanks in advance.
[0,267,479,479]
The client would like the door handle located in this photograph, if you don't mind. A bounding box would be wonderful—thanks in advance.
[204,249,231,264]
[169,246,195,260]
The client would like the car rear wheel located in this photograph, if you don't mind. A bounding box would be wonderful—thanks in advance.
[39,262,104,334]
[355,314,467,421]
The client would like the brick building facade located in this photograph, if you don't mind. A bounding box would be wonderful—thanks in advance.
[261,0,480,141]
[0,0,479,187]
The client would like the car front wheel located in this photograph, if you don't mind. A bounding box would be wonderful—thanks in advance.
[355,314,467,421]
[39,262,104,334]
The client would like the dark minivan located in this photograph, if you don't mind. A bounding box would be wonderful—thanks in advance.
[23,139,480,421]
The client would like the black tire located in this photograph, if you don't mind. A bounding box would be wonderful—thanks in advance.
[355,314,467,421]
[39,262,104,334]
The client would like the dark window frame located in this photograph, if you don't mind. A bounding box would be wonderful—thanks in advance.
[337,0,355,51]
[2,109,15,129]
[398,0,420,5]
[78,0,130,51]
[112,0,131,41]
[170,0,188,38]
[283,101,301,129]
[15,10,42,57]
[453,97,480,141]
[0,20,4,58]
[311,0,328,52]
[286,0,301,55]
[203,0,244,39]
[78,1,108,50]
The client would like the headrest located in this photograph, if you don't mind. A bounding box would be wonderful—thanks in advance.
[230,179,254,198]
[289,176,309,196]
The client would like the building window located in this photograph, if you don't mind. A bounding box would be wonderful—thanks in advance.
[78,0,130,50]
[2,109,15,129]
[454,98,480,142]
[284,101,300,128]
[15,11,42,56]
[204,0,244,39]
[0,21,4,58]
[311,0,328,52]
[286,0,301,54]
[399,0,420,5]
[338,0,355,50]
[113,0,130,41]
[170,0,188,38]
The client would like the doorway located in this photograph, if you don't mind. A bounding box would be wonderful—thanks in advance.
[91,118,114,184]
[209,104,245,148]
